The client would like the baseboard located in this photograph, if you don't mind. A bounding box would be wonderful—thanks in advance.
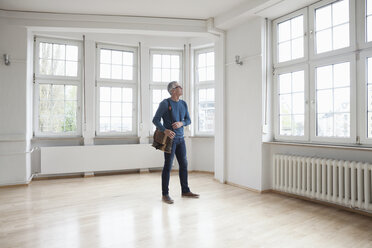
[272,190,372,218]
[225,181,262,193]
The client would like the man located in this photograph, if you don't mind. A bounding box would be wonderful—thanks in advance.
[152,81,199,204]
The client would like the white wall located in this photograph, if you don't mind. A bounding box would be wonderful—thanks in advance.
[0,21,31,185]
[225,17,265,190]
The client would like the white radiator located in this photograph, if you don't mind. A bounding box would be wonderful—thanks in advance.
[273,154,372,211]
[40,144,164,175]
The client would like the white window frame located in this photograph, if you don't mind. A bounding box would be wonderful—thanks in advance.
[274,64,310,141]
[359,50,372,145]
[33,37,82,137]
[149,49,183,135]
[309,54,356,144]
[96,43,138,136]
[194,47,215,136]
[273,8,308,68]
[309,0,356,60]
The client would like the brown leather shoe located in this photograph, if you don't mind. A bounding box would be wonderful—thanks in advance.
[182,192,200,198]
[162,195,174,204]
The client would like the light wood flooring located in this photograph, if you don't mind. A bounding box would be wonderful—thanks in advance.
[0,172,371,248]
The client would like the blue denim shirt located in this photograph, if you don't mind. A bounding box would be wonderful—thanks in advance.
[152,98,191,138]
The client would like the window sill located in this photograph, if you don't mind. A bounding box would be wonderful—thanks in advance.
[94,136,139,140]
[264,141,372,151]
[32,136,83,141]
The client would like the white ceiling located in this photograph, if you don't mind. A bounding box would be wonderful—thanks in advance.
[0,0,251,20]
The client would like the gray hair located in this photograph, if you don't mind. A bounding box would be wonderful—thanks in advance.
[167,81,178,95]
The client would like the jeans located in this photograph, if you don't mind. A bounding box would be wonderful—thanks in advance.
[162,137,190,196]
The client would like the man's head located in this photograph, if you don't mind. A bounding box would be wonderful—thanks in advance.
[167,81,183,97]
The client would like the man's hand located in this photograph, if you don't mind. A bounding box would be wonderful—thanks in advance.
[164,129,175,139]
[172,121,183,129]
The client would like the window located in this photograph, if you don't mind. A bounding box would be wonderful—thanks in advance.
[273,0,361,145]
[195,48,215,135]
[273,8,307,66]
[315,62,350,138]
[277,70,306,138]
[314,0,350,54]
[149,50,182,132]
[34,37,82,136]
[96,44,137,136]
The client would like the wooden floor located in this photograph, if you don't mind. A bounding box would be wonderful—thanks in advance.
[0,172,371,248]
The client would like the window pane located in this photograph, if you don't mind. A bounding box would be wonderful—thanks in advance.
[39,84,51,100]
[100,117,110,132]
[278,41,291,62]
[292,71,304,92]
[52,85,64,100]
[334,113,350,137]
[53,60,65,76]
[293,115,304,136]
[279,73,291,94]
[317,89,333,113]
[316,5,332,31]
[368,58,372,84]
[112,65,122,80]
[278,20,291,42]
[112,50,122,65]
[123,52,133,66]
[161,89,169,100]
[122,118,132,132]
[100,49,111,64]
[291,37,304,60]
[280,115,291,135]
[100,64,111,78]
[368,16,372,43]
[292,93,304,114]
[207,52,214,66]
[207,88,215,101]
[162,68,171,82]
[65,85,77,101]
[53,44,65,60]
[280,94,291,115]
[316,65,333,89]
[368,85,372,112]
[198,69,206,82]
[152,90,161,103]
[123,88,132,102]
[111,117,121,132]
[153,54,161,68]
[207,67,214,81]
[39,43,52,59]
[332,0,349,26]
[66,61,78,77]
[111,87,122,102]
[316,29,332,54]
[171,55,180,68]
[368,112,372,138]
[111,103,121,117]
[333,62,350,87]
[334,88,350,112]
[122,103,132,117]
[123,66,133,80]
[100,102,110,116]
[368,0,372,16]
[171,69,180,82]
[39,59,52,75]
[199,89,206,102]
[317,113,333,136]
[198,54,206,67]
[162,55,171,68]
[153,68,161,82]
[291,16,303,39]
[333,24,349,50]
[100,87,111,101]
[66,45,78,61]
